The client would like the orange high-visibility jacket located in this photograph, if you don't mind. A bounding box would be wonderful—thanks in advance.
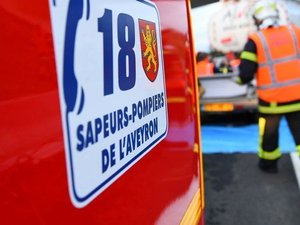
[197,60,214,77]
[250,25,300,103]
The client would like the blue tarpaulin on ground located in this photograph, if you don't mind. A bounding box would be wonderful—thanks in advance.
[201,118,296,154]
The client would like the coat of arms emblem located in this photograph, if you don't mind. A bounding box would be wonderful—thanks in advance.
[139,19,159,82]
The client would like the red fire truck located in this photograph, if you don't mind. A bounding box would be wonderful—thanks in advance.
[0,0,204,224]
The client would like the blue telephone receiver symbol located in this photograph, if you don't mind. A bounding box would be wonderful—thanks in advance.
[63,0,90,114]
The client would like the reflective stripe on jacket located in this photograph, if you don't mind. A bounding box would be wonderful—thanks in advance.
[249,25,300,104]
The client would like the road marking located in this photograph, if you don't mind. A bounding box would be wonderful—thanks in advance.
[290,152,300,192]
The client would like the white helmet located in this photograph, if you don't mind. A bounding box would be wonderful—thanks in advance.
[252,0,280,29]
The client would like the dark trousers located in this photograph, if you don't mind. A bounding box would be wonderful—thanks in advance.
[259,111,300,152]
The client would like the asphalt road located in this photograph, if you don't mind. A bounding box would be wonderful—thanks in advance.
[201,113,300,225]
[203,153,300,225]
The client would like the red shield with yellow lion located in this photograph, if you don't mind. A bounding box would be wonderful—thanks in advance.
[139,19,159,82]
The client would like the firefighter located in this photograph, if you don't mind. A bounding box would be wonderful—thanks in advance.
[196,52,214,76]
[235,0,300,173]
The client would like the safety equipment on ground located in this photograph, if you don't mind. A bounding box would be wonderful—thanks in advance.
[248,25,300,113]
[252,0,280,30]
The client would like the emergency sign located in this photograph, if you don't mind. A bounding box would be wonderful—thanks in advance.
[49,0,168,208]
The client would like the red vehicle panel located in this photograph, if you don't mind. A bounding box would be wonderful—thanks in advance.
[0,0,204,224]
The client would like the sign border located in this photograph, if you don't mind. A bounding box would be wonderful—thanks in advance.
[52,0,168,207]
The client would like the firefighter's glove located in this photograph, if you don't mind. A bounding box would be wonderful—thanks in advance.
[231,75,243,85]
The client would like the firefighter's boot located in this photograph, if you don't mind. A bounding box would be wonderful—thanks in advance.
[258,158,278,174]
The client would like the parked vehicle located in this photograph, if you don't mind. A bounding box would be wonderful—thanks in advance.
[199,73,257,114]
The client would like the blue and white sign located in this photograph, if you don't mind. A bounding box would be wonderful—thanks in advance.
[49,0,168,208]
